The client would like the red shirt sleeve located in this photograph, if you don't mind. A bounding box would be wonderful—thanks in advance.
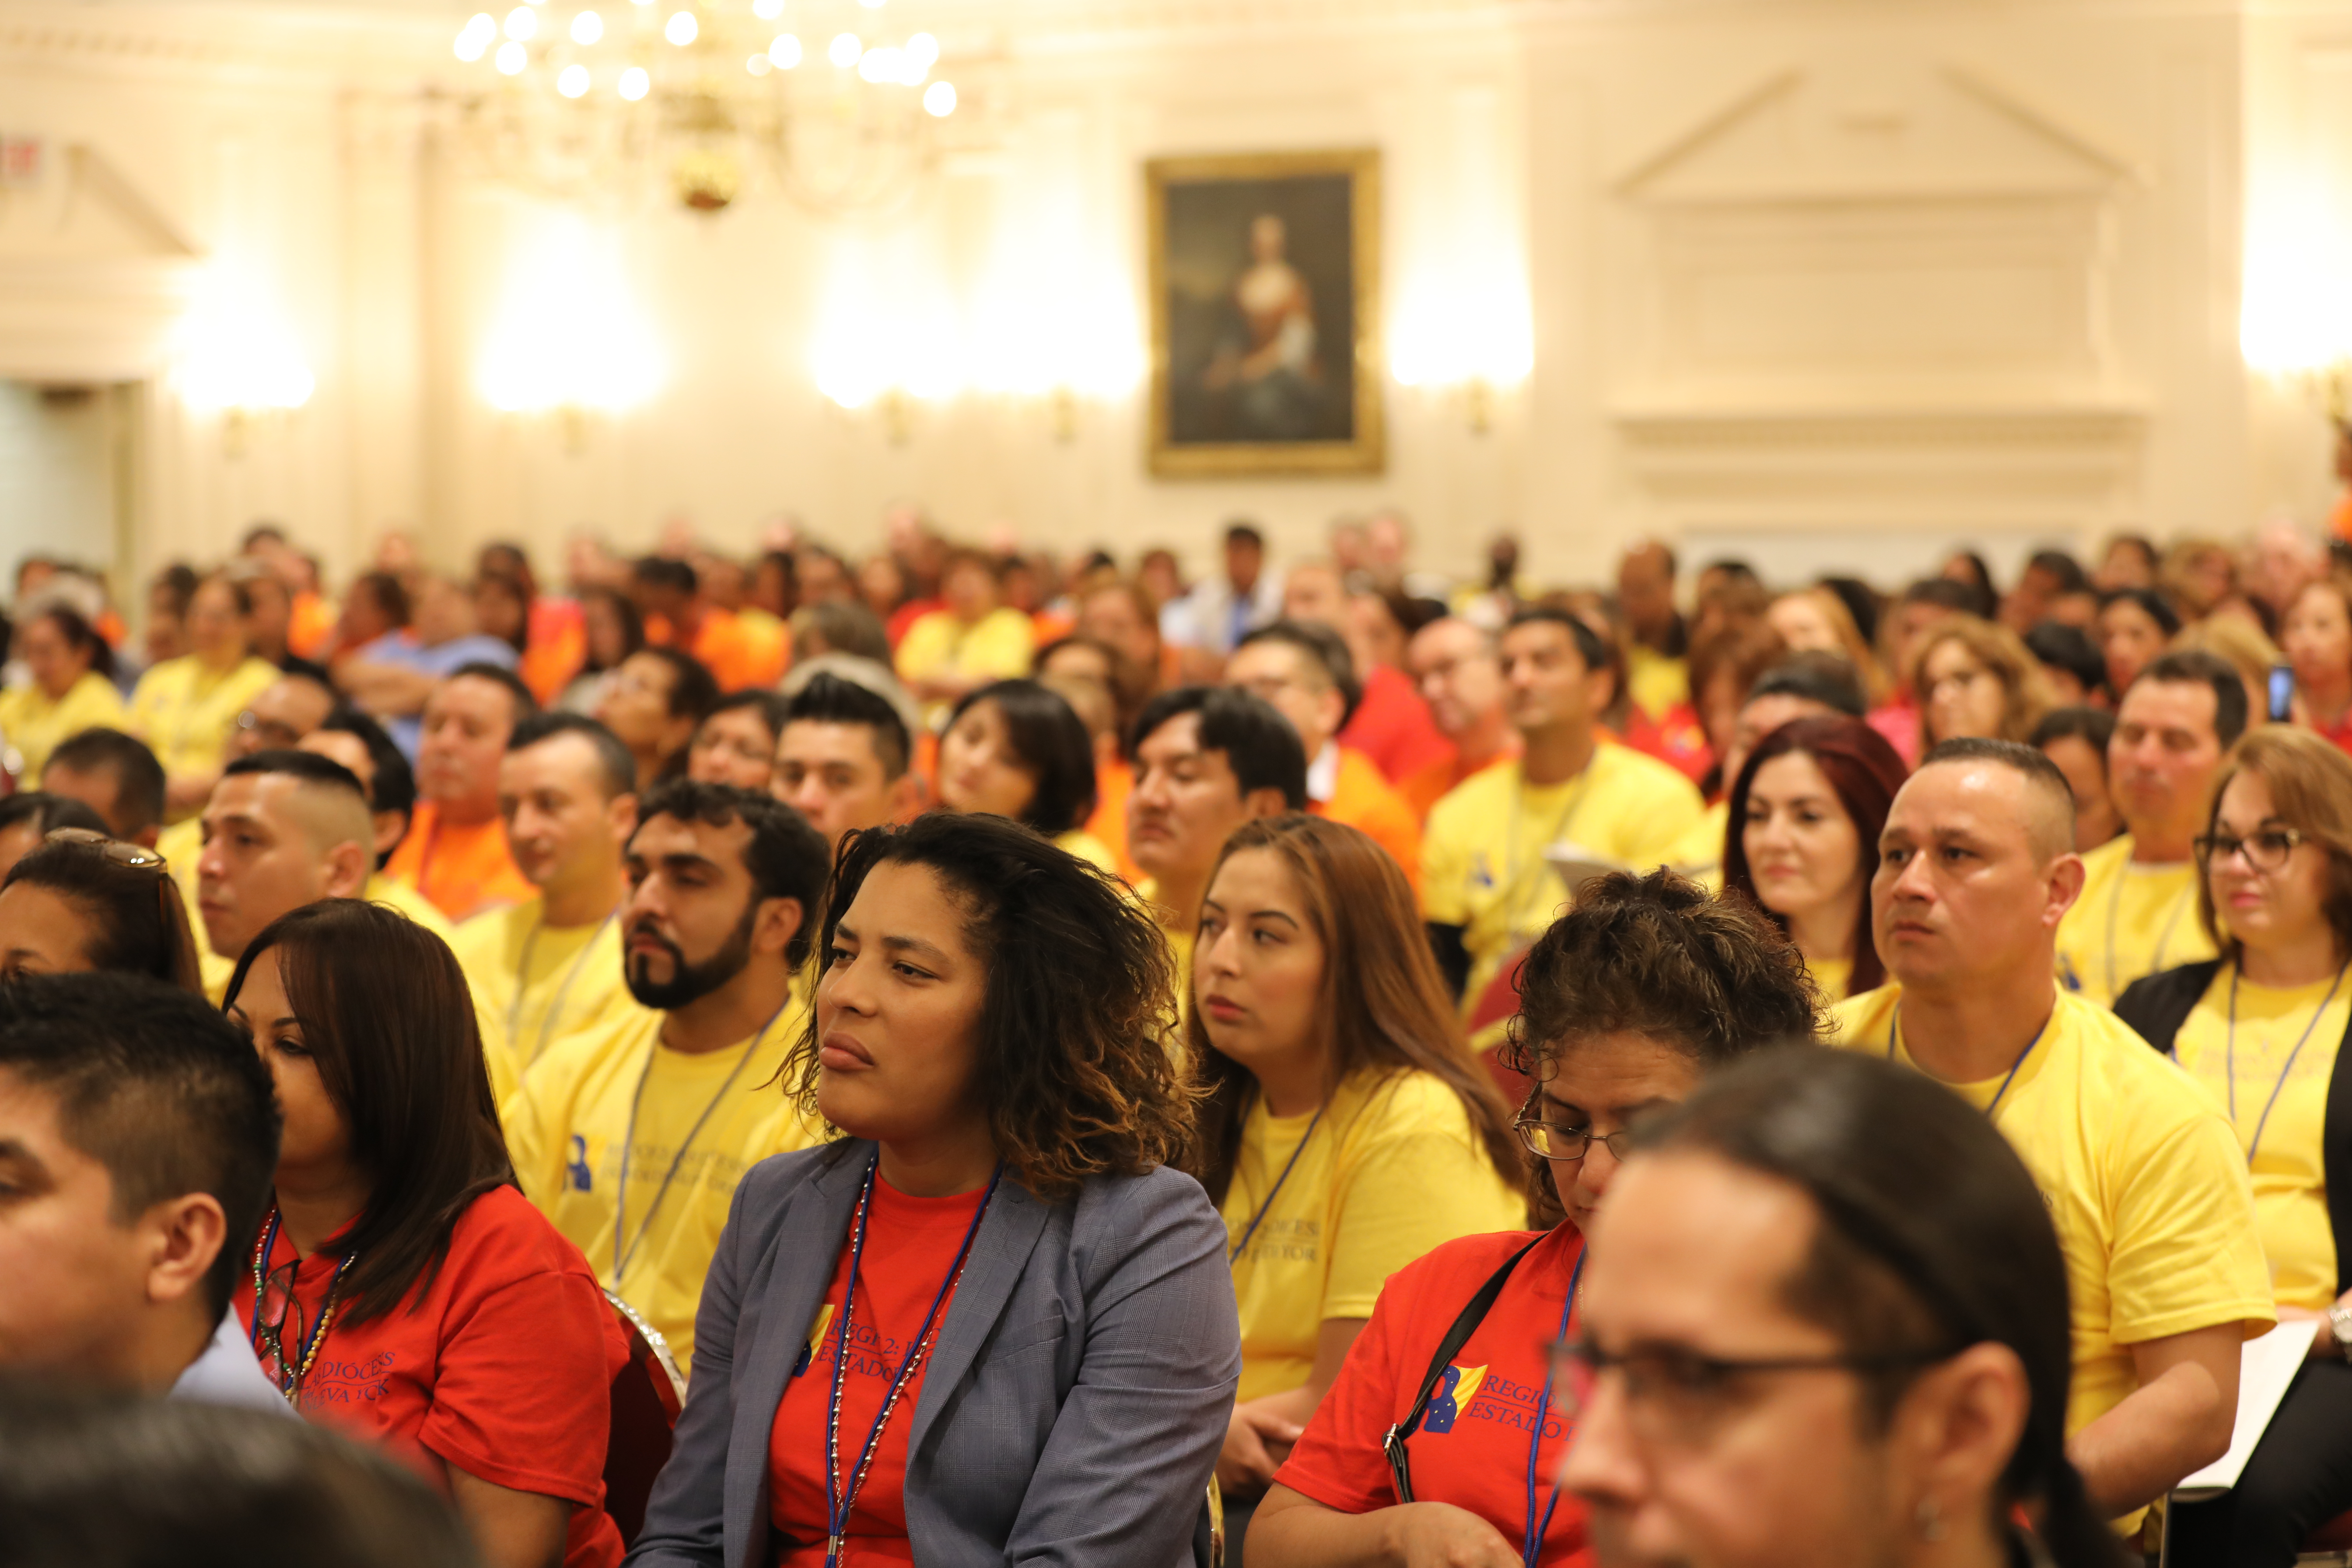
[1275,1238,1443,1513]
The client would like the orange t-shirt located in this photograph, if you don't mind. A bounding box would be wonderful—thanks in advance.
[519,599,588,706]
[288,591,338,660]
[1313,747,1423,894]
[384,800,536,923]
[1087,759,1139,883]
[768,1176,992,1566]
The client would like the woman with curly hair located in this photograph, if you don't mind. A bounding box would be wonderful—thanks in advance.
[1915,614,2055,752]
[629,811,1236,1568]
[1248,869,1819,1568]
[1185,815,1523,1543]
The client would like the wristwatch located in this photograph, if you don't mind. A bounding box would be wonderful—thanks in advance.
[2326,1304,2352,1360]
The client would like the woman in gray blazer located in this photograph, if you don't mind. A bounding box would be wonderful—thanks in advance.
[628,811,1239,1568]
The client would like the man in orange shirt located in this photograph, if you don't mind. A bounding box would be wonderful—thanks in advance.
[385,662,536,922]
[1399,617,1520,817]
[1225,621,1421,890]
[633,556,783,694]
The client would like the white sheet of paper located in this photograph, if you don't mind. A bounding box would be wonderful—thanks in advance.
[1541,841,1628,898]
[2173,1321,2311,1498]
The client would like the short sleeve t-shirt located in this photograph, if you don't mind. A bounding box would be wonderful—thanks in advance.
[451,898,636,1077]
[1829,985,2273,1526]
[767,1175,992,1566]
[1277,1224,1593,1566]
[507,997,822,1373]
[1420,748,1706,1013]
[1226,1069,1526,1403]
[2172,963,2351,1311]
[2053,835,2218,1006]
[231,1185,628,1568]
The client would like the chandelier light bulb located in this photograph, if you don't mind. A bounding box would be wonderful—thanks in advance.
[569,10,602,42]
[664,9,696,44]
[768,32,802,66]
[856,44,899,83]
[923,79,955,116]
[454,15,495,59]
[751,0,783,15]
[618,64,650,98]
[557,62,591,95]
[747,52,770,74]
[503,5,536,38]
[496,38,529,72]
[904,31,937,68]
[828,31,860,66]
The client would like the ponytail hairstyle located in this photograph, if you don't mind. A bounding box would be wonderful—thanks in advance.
[1631,1048,2128,1568]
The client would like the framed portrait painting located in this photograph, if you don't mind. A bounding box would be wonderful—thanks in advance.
[1145,148,1383,477]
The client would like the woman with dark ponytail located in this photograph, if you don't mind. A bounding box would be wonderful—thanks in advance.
[1559,1047,2128,1568]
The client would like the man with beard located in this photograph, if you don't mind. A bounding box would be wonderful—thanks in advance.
[504,779,829,1371]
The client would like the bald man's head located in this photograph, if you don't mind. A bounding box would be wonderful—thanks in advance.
[194,751,375,962]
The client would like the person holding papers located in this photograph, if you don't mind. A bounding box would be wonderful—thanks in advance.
[2117,726,2352,1566]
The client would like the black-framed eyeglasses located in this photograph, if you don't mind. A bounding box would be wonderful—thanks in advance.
[1513,1115,1635,1164]
[1548,1337,1953,1448]
[2195,827,2306,872]
[43,826,165,870]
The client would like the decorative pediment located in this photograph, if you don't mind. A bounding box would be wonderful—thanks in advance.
[0,143,201,381]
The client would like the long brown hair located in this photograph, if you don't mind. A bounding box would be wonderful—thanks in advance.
[224,901,512,1325]
[1186,815,1518,1205]
[2196,724,2352,962]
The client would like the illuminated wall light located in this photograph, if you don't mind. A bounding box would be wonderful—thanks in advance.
[812,249,965,412]
[664,9,696,44]
[557,63,591,96]
[768,32,801,67]
[479,215,663,415]
[922,80,955,117]
[2243,187,2352,377]
[828,31,860,66]
[504,5,536,38]
[177,264,316,414]
[570,9,603,43]
[618,64,650,98]
[751,0,783,16]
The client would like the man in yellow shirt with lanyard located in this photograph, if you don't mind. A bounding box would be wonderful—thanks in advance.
[451,713,641,1085]
[505,779,831,1373]
[1420,608,1705,1015]
[1829,736,2273,1534]
[2054,650,2241,1004]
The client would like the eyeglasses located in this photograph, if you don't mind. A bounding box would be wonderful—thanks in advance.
[251,1257,306,1394]
[1548,1337,1952,1449]
[1923,667,1995,700]
[1514,1114,1636,1164]
[2195,827,2307,872]
[43,827,165,870]
[234,710,304,750]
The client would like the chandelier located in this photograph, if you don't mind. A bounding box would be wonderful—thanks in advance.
[446,0,960,215]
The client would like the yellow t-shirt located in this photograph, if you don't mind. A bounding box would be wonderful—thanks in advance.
[1421,746,1707,1013]
[1224,1067,1525,1403]
[1830,985,2273,1527]
[894,607,1035,727]
[125,655,280,783]
[1623,643,1689,722]
[451,897,636,1079]
[1804,953,1855,1003]
[2054,835,2218,1007]
[506,996,821,1373]
[0,672,127,778]
[1054,828,1120,875]
[2173,964,2349,1312]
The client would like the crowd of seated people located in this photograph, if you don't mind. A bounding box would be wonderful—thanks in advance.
[6,509,2352,1566]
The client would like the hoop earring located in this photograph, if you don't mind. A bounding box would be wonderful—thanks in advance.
[1917,1496,1947,1543]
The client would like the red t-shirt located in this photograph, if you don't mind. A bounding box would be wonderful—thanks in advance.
[768,1177,989,1566]
[1276,1224,1593,1567]
[1339,663,1453,786]
[233,1184,629,1568]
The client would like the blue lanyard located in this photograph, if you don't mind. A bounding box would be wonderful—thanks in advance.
[1885,1002,2047,1122]
[1519,1249,1587,1568]
[1228,1104,1323,1264]
[824,1154,1003,1567]
[2227,961,2349,1164]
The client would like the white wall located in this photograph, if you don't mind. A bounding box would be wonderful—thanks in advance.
[0,0,2344,595]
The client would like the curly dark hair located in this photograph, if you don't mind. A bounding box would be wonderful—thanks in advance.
[1506,868,1823,1213]
[779,811,1196,1200]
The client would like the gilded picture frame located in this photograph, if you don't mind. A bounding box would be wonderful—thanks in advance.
[1145,148,1384,477]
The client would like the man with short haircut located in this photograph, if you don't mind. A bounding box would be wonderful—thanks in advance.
[1615,540,1689,720]
[2001,548,2093,635]
[1401,617,1518,816]
[192,750,377,994]
[42,727,167,848]
[227,672,337,762]
[452,713,640,1078]
[1163,521,1282,679]
[1225,621,1422,886]
[1661,651,1870,879]
[1127,686,1306,982]
[385,662,537,923]
[770,670,922,852]
[1831,738,2272,1525]
[2052,650,2241,1004]
[1421,609,1706,1010]
[291,708,456,940]
[0,972,285,1411]
[506,780,829,1371]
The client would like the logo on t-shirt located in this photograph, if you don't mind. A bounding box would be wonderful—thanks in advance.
[793,1304,835,1378]
[565,1135,593,1193]
[1422,1362,1489,1433]
[1471,852,1494,891]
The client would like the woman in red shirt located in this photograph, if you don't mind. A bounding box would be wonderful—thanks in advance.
[225,899,628,1568]
[1248,869,1819,1568]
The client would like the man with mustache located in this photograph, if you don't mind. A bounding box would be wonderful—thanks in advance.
[504,779,830,1371]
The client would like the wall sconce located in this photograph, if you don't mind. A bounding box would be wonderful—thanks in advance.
[478,216,664,440]
[176,263,315,457]
[2242,204,2352,423]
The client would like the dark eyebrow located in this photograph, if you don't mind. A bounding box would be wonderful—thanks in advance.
[0,1136,53,1184]
[1247,908,1302,929]
[658,851,723,876]
[880,933,954,965]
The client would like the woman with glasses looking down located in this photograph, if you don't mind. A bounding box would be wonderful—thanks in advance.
[2117,725,2352,1566]
[1247,868,1817,1568]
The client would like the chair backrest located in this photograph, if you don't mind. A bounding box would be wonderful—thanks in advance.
[603,1290,685,1546]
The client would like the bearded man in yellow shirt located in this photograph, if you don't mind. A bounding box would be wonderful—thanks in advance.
[2054,650,2242,1004]
[1831,736,2273,1530]
[505,780,831,1372]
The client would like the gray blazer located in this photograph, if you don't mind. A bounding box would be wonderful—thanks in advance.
[626,1140,1240,1568]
